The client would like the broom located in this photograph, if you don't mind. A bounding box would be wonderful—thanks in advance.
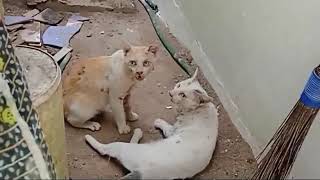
[251,65,320,179]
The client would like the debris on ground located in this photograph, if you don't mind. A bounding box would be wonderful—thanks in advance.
[59,52,72,71]
[6,24,23,32]
[165,106,173,109]
[20,21,41,45]
[45,46,60,55]
[4,16,32,26]
[69,14,90,22]
[23,9,40,17]
[53,46,73,62]
[86,32,92,37]
[11,35,25,46]
[34,8,64,25]
[27,0,48,6]
[126,28,134,32]
[4,7,88,69]
[10,35,17,42]
[58,0,114,11]
[43,19,83,48]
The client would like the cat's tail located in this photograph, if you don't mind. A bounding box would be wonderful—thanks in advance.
[85,134,121,157]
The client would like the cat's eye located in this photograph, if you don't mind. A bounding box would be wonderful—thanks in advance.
[129,60,137,66]
[176,84,181,88]
[179,92,186,98]
[143,60,150,67]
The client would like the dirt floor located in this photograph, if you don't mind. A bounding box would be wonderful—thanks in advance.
[4,0,257,179]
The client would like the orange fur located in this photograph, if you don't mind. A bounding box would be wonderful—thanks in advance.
[62,45,158,134]
[63,56,111,115]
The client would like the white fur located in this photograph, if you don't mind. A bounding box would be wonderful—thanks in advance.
[108,50,138,134]
[85,69,219,179]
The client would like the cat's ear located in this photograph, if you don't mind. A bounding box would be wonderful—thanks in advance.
[123,44,131,56]
[147,45,158,56]
[194,89,213,104]
[190,68,198,82]
[123,45,131,56]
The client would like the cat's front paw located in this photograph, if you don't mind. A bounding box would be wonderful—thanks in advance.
[86,121,102,131]
[133,128,143,139]
[154,118,165,129]
[128,112,139,121]
[118,124,131,134]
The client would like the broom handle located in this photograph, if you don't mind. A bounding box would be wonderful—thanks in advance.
[299,65,320,109]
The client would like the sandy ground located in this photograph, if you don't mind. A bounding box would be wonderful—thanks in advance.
[4,0,257,179]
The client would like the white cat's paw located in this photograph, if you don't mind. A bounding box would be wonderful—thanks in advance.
[84,134,95,144]
[133,128,143,139]
[118,124,131,134]
[84,134,92,140]
[128,112,139,121]
[154,118,165,128]
[86,122,101,131]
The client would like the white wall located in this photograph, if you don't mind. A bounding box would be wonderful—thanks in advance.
[154,0,320,178]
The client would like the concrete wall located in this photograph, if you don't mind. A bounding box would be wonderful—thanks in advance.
[154,0,320,178]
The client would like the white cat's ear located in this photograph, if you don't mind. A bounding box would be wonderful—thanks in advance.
[194,89,213,104]
[190,68,198,82]
[123,44,131,56]
[147,45,158,56]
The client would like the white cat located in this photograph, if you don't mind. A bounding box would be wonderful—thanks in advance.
[85,68,219,179]
[63,44,158,134]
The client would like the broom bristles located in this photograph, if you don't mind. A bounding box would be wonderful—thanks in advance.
[251,101,318,179]
[251,66,320,179]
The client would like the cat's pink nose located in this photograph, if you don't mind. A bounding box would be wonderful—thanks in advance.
[136,71,143,75]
